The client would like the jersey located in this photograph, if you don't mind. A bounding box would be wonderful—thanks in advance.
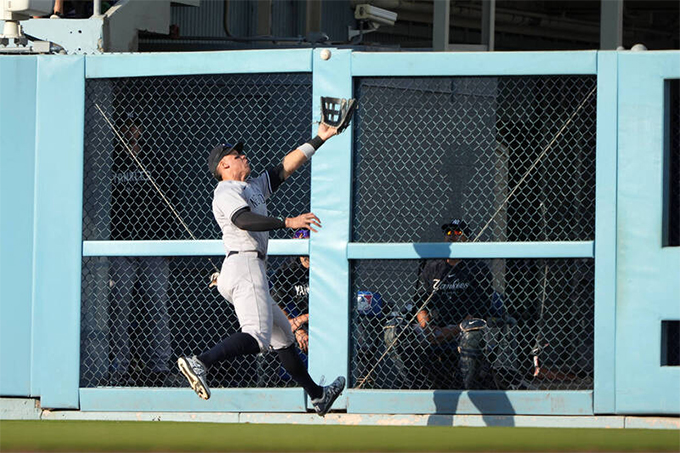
[413,259,493,327]
[110,143,177,240]
[271,257,309,321]
[212,172,273,255]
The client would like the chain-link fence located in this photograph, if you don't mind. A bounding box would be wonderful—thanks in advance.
[81,72,598,394]
[83,73,313,242]
[81,255,310,388]
[350,258,594,391]
[352,76,597,243]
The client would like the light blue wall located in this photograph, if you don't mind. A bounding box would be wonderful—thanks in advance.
[0,57,37,397]
[0,49,678,415]
[616,51,680,415]
[31,56,85,409]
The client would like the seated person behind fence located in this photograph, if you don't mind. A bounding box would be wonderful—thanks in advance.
[270,229,311,353]
[412,218,494,389]
[108,111,177,387]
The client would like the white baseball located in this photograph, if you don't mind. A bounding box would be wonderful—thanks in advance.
[320,49,331,60]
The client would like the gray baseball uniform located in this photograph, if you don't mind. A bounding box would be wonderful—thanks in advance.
[212,172,295,352]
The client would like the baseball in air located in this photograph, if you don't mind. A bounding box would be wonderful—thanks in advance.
[320,49,331,60]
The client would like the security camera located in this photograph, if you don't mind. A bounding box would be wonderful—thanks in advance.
[354,4,397,27]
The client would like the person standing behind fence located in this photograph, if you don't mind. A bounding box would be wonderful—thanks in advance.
[109,112,176,387]
[270,229,311,354]
[177,122,345,417]
[413,219,495,389]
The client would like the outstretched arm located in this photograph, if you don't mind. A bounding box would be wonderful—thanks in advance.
[280,123,338,180]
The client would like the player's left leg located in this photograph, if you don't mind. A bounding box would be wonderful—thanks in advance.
[179,253,266,400]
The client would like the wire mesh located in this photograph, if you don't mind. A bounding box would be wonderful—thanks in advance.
[80,255,310,388]
[83,73,313,241]
[350,258,594,391]
[352,76,597,243]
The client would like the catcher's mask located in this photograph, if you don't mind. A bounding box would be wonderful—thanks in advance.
[208,142,244,180]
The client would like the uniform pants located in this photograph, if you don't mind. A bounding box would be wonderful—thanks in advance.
[217,251,295,352]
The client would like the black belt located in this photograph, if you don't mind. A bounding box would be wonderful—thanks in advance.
[227,250,265,260]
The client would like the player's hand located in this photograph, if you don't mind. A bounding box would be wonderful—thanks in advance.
[285,213,322,232]
[208,272,220,288]
[317,123,338,141]
[295,329,309,352]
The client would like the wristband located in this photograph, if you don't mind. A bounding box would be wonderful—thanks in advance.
[299,135,325,159]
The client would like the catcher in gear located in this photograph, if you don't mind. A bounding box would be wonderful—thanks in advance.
[178,98,355,417]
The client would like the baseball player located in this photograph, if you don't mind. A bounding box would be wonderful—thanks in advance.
[177,123,345,416]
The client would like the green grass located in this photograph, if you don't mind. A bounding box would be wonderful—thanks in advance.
[1,420,678,452]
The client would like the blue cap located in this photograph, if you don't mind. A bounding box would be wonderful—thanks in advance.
[441,218,471,236]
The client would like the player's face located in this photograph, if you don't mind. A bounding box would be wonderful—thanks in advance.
[222,150,250,179]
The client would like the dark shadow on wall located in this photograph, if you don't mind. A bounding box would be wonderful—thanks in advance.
[426,390,516,426]
[410,242,516,426]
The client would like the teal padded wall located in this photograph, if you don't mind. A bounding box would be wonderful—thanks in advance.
[0,57,37,396]
[616,51,680,415]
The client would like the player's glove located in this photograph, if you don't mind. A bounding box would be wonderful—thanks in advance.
[320,96,357,133]
[208,272,220,288]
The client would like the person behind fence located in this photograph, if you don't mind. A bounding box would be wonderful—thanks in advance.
[109,111,176,387]
[176,121,346,417]
[270,229,312,354]
[412,218,495,389]
[383,300,432,389]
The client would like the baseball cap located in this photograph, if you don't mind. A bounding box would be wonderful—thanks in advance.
[441,218,471,236]
[208,142,244,180]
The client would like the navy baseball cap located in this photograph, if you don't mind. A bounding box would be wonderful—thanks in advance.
[208,142,243,180]
[441,218,471,236]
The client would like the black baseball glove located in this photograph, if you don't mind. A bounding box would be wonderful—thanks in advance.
[320,96,357,133]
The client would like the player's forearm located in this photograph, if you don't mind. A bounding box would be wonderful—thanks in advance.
[281,149,310,179]
[232,208,286,231]
[282,135,326,178]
